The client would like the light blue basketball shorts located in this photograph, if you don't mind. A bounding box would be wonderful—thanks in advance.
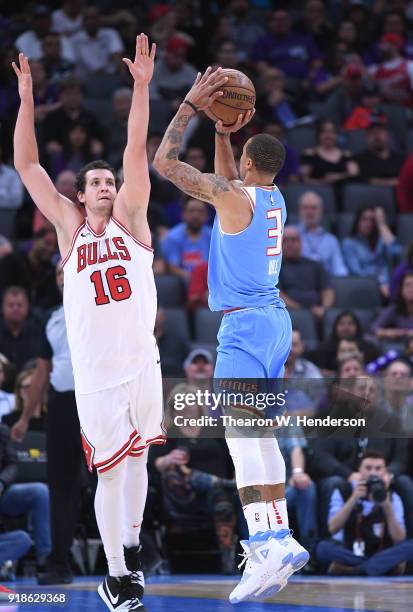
[214,305,292,379]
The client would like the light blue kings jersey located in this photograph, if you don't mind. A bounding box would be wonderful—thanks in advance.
[208,185,286,311]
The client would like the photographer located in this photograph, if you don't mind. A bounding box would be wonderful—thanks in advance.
[316,451,413,575]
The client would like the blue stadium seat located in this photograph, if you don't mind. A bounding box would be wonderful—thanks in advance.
[0,209,17,239]
[336,212,355,240]
[342,184,396,224]
[155,275,186,307]
[397,214,413,246]
[345,130,367,155]
[194,309,223,343]
[322,308,377,340]
[331,276,381,309]
[164,308,190,340]
[285,125,316,154]
[289,309,318,350]
[407,130,413,154]
[282,184,336,216]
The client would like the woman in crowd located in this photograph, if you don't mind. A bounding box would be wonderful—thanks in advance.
[313,310,380,373]
[342,206,401,298]
[300,119,358,185]
[1,368,46,432]
[372,271,413,341]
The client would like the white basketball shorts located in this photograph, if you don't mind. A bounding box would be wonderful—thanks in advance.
[76,347,165,474]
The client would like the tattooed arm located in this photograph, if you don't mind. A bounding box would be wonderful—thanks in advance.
[153,67,248,209]
[153,103,236,205]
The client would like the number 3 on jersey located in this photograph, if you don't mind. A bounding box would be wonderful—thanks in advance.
[90,265,132,305]
[266,208,282,256]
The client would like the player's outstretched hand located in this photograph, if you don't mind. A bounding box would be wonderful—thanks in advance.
[123,33,156,85]
[11,53,33,102]
[185,66,228,111]
[215,108,255,134]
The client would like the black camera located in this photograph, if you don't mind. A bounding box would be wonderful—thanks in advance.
[365,475,387,503]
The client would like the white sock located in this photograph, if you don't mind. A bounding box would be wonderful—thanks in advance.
[243,502,270,536]
[95,462,128,577]
[123,451,149,548]
[266,498,289,532]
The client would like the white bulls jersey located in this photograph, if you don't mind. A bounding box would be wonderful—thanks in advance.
[62,216,157,394]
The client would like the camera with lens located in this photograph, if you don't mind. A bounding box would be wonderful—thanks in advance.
[365,475,387,503]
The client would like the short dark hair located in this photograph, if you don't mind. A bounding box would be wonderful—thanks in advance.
[246,134,285,177]
[2,286,29,304]
[358,449,386,467]
[75,160,119,193]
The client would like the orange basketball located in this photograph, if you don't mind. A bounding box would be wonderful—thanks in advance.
[209,69,256,127]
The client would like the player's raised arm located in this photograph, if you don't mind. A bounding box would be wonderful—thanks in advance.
[13,54,81,239]
[213,110,255,181]
[153,68,242,208]
[114,34,155,231]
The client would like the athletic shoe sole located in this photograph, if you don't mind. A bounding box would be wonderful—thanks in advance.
[98,583,115,611]
[253,549,310,601]
[229,549,291,604]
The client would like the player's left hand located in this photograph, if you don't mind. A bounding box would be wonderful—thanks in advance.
[214,108,255,134]
[123,33,156,85]
[185,67,228,111]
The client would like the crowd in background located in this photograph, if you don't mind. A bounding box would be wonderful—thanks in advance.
[1,0,413,578]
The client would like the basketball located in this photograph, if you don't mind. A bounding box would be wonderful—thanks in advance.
[209,69,256,127]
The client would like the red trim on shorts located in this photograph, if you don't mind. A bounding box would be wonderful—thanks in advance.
[95,430,141,473]
[61,222,86,268]
[129,435,167,456]
[111,216,154,252]
[80,429,95,473]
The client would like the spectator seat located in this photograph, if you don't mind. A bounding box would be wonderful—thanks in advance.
[285,125,316,153]
[0,209,17,239]
[336,212,355,240]
[164,308,190,340]
[288,309,318,350]
[155,275,186,307]
[282,185,336,217]
[331,276,381,309]
[342,184,396,224]
[194,309,223,343]
[345,130,367,155]
[397,214,413,246]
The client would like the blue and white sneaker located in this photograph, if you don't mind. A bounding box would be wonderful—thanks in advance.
[252,529,309,601]
[229,531,290,604]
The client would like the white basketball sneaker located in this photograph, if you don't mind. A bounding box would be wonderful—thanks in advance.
[252,529,309,601]
[229,531,291,604]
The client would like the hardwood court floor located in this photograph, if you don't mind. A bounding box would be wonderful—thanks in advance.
[6,574,413,611]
